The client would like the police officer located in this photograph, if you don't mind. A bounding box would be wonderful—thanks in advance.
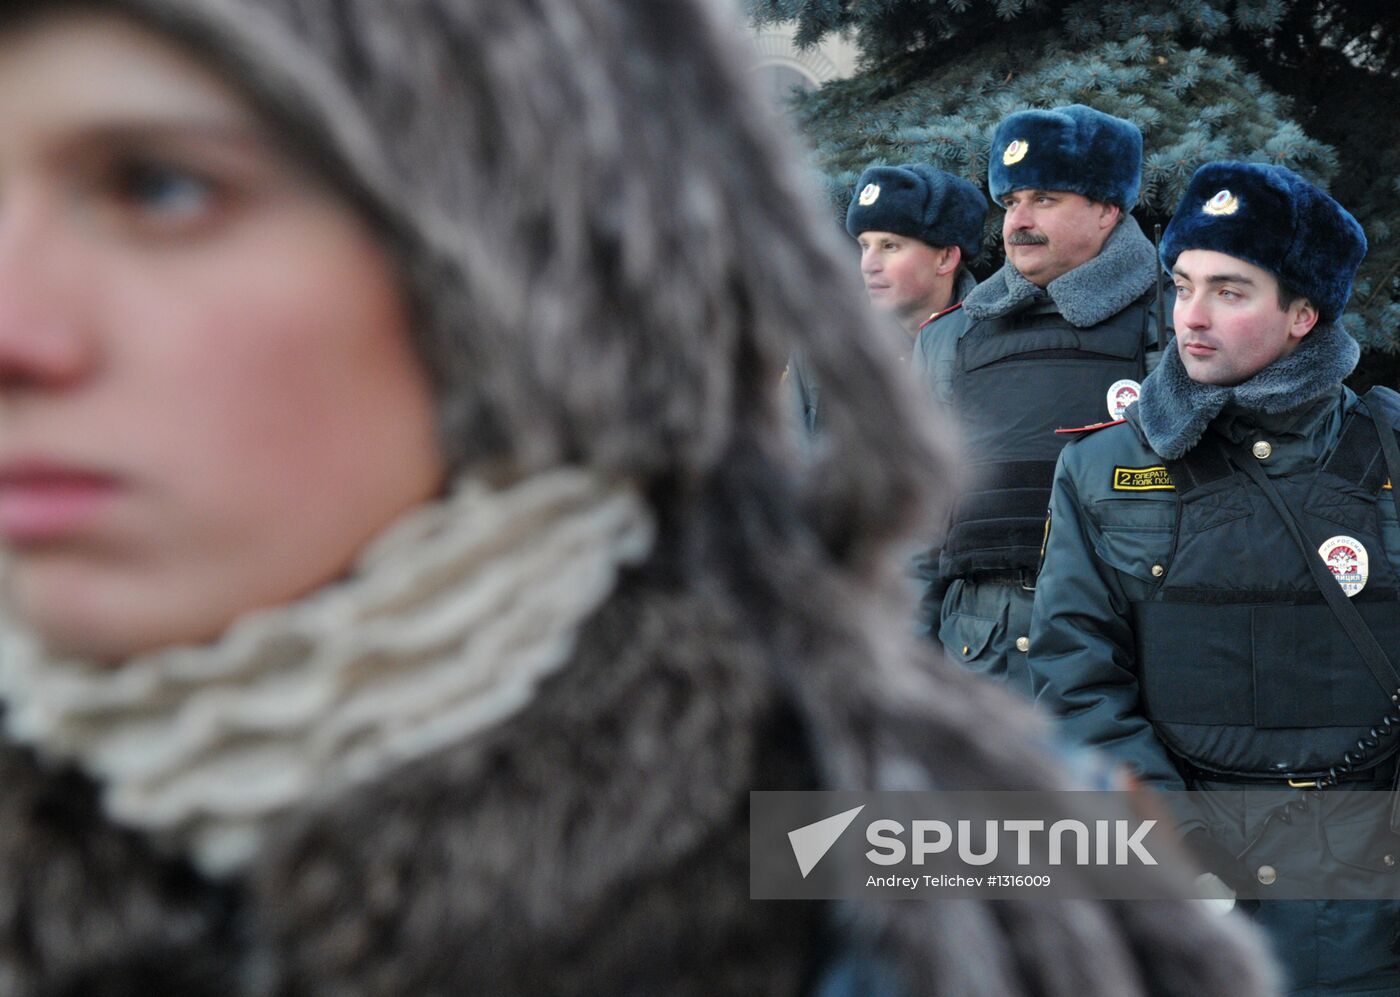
[915,104,1166,694]
[790,163,986,435]
[1030,161,1400,994]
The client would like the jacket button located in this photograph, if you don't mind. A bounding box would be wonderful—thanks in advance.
[1385,854,1396,868]
[1256,864,1277,886]
[1252,440,1273,460]
[962,645,971,656]
[1151,564,1165,577]
[1015,636,1030,652]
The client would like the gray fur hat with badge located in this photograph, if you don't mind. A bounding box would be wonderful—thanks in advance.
[1160,161,1367,323]
[988,103,1143,209]
[845,163,988,259]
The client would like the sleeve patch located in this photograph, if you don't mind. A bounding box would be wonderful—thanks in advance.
[1112,466,1175,491]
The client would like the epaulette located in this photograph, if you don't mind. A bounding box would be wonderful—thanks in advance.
[1055,418,1125,436]
[917,300,963,332]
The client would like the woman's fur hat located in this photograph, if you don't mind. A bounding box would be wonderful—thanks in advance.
[1161,161,1366,323]
[0,0,941,549]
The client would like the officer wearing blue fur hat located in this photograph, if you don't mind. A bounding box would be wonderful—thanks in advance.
[913,104,1167,695]
[1031,161,1400,994]
[790,163,986,435]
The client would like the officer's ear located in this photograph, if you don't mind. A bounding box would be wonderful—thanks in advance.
[936,245,962,276]
[1286,296,1320,343]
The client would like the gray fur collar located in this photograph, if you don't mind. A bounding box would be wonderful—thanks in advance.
[962,215,1158,327]
[1134,319,1360,459]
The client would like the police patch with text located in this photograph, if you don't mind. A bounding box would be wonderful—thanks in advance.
[1111,466,1175,492]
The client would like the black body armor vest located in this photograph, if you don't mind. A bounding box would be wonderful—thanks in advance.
[1133,402,1400,780]
[942,291,1150,579]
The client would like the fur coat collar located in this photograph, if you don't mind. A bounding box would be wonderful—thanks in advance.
[1135,319,1360,459]
[961,215,1158,327]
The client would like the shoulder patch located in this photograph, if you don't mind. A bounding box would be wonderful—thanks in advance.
[918,300,963,332]
[1055,418,1125,436]
[1112,466,1175,492]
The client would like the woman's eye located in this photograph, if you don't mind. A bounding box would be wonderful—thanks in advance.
[103,159,223,231]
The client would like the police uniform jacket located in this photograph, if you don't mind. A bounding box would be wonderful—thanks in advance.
[1031,364,1400,995]
[913,217,1166,695]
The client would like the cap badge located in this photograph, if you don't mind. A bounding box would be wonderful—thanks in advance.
[1319,535,1368,597]
[1203,189,1239,216]
[1106,379,1141,420]
[858,183,881,206]
[1002,139,1029,166]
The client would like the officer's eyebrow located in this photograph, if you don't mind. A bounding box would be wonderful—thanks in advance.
[1171,266,1257,287]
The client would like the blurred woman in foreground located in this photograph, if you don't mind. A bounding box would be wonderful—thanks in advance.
[0,1,1271,993]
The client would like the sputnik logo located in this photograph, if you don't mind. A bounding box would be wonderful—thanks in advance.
[788,806,865,878]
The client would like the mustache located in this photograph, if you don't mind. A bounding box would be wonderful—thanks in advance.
[1007,231,1049,246]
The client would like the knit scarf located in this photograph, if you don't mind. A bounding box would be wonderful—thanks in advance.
[0,469,655,877]
[1135,319,1360,459]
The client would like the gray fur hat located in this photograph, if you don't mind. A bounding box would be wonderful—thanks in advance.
[0,0,940,547]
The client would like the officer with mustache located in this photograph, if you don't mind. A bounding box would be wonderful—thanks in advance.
[914,104,1166,695]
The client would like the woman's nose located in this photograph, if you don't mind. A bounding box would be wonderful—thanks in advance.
[0,199,93,391]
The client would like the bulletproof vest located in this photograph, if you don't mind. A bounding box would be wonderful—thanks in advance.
[942,291,1150,578]
[1134,406,1400,780]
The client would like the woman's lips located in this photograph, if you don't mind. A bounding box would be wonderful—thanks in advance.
[1183,341,1216,356]
[0,461,122,545]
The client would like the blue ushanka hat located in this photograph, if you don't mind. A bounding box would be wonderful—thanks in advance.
[845,164,989,259]
[1160,162,1367,324]
[988,104,1142,209]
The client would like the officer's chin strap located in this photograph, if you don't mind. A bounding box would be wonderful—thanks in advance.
[1230,436,1400,859]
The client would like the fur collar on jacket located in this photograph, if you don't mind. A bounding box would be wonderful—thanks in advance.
[0,552,821,996]
[1135,318,1360,459]
[962,215,1158,327]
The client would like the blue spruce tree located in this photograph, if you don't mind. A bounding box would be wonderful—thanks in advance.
[748,0,1399,380]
